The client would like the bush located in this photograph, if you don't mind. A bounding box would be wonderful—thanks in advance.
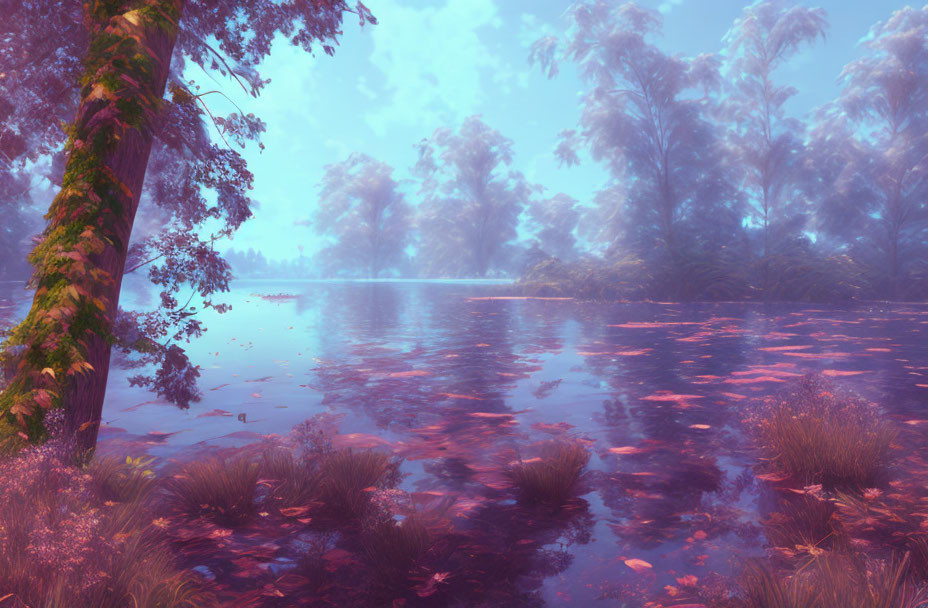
[318,449,399,519]
[0,431,211,607]
[86,530,215,608]
[507,441,590,506]
[756,375,896,490]
[515,248,882,303]
[259,447,321,510]
[649,249,753,301]
[88,455,157,504]
[518,256,651,300]
[763,253,867,302]
[362,516,431,584]
[166,456,259,526]
[740,555,927,608]
[763,494,846,560]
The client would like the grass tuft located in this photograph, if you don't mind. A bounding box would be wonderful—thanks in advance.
[763,494,845,560]
[259,447,321,510]
[318,449,397,519]
[166,456,259,526]
[756,375,896,490]
[362,515,431,584]
[0,445,211,607]
[88,454,157,504]
[740,555,928,608]
[90,530,215,608]
[507,441,590,506]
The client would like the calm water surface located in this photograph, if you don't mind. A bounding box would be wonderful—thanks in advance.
[2,279,926,604]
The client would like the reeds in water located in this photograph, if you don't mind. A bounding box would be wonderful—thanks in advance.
[507,441,590,506]
[166,456,259,526]
[757,375,896,490]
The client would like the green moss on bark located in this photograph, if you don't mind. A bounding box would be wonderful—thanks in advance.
[0,0,181,453]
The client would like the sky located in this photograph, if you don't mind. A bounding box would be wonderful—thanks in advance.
[203,0,919,261]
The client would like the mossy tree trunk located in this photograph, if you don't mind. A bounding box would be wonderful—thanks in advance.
[0,0,184,458]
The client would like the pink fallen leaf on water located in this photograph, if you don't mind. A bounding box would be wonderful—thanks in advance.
[333,433,392,449]
[209,528,233,539]
[144,431,182,443]
[532,421,574,434]
[756,472,791,482]
[467,296,572,301]
[624,558,653,573]
[414,571,453,597]
[721,392,747,400]
[676,574,699,586]
[724,376,787,384]
[388,370,431,378]
[609,321,700,328]
[642,392,703,402]
[119,400,159,412]
[757,345,812,351]
[904,420,928,426]
[322,549,359,572]
[689,424,711,430]
[279,506,311,518]
[609,446,647,455]
[866,348,892,352]
[251,392,262,398]
[468,412,513,419]
[437,393,484,401]
[821,370,867,377]
[733,365,799,375]
[197,409,234,418]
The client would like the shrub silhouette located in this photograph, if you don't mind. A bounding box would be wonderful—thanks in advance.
[507,441,590,506]
[319,449,398,519]
[166,456,259,526]
[757,375,896,490]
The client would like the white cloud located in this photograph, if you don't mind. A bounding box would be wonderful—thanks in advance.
[363,0,503,134]
[658,0,685,15]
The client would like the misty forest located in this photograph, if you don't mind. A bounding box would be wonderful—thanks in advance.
[1,0,928,606]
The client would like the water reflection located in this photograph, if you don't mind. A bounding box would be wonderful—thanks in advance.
[3,281,925,605]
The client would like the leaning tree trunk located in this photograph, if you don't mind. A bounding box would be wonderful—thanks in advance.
[0,0,183,459]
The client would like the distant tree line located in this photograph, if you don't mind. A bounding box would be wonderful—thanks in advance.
[237,1,924,302]
[4,0,927,297]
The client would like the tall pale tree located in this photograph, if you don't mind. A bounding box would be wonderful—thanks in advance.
[0,0,374,456]
[527,192,581,261]
[530,1,739,264]
[414,116,531,278]
[314,153,411,278]
[720,0,826,264]
[810,6,928,298]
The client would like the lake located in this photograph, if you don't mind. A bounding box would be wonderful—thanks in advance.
[2,279,927,605]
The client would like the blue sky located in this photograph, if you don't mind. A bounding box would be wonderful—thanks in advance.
[206,0,917,260]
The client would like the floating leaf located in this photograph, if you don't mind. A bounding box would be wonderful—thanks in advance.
[624,558,653,573]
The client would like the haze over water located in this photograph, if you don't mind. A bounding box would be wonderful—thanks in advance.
[6,280,924,604]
